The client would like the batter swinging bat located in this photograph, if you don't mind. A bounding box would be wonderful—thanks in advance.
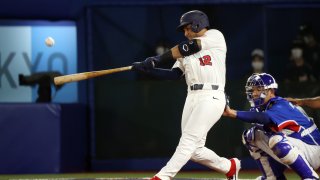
[54,66,132,85]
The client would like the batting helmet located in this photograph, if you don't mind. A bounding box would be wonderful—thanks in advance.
[176,10,210,33]
[245,73,278,107]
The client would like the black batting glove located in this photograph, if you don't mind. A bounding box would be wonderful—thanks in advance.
[145,56,161,67]
[140,55,161,69]
[132,62,147,72]
[132,56,159,72]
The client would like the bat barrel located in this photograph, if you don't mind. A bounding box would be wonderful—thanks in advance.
[54,66,132,85]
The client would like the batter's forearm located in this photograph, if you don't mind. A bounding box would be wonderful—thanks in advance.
[157,39,202,64]
[171,45,183,59]
[147,67,183,80]
[154,46,185,66]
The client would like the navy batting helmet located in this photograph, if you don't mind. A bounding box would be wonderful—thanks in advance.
[176,10,210,33]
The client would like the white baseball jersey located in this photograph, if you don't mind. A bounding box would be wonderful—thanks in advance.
[173,29,227,90]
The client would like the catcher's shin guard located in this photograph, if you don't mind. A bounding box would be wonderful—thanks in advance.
[269,134,319,179]
[242,128,286,179]
[255,153,287,180]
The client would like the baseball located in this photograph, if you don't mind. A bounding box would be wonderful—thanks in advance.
[45,37,55,47]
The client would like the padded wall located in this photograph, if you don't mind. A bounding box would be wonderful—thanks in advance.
[0,103,87,174]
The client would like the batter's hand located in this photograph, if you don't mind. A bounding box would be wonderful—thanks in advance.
[146,56,161,66]
[132,56,158,72]
[132,62,147,72]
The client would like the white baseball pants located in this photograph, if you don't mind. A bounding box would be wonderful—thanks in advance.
[156,90,231,180]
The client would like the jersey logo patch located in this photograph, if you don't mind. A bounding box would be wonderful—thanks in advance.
[198,55,212,66]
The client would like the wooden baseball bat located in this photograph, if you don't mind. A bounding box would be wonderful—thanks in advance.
[54,66,132,85]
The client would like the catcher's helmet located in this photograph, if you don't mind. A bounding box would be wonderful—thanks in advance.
[176,10,210,33]
[245,73,278,107]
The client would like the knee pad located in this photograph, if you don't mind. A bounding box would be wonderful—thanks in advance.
[269,134,318,179]
[242,127,255,143]
[242,127,260,152]
[268,134,297,164]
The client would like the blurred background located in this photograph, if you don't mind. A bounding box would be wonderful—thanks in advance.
[1,0,320,175]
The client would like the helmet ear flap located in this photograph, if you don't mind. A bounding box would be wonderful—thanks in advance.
[191,15,206,33]
[191,23,200,33]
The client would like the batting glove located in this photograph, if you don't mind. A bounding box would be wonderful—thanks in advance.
[132,56,159,72]
[143,56,160,68]
[132,62,148,72]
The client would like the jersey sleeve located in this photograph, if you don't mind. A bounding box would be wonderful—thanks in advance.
[172,59,185,73]
[195,30,227,51]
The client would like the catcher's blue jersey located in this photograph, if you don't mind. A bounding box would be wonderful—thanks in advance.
[264,97,320,145]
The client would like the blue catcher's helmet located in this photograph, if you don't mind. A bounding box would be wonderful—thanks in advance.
[245,73,278,108]
[176,10,210,33]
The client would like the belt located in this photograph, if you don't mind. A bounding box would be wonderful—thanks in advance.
[190,84,219,91]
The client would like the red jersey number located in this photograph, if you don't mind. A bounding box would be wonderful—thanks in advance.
[198,55,212,66]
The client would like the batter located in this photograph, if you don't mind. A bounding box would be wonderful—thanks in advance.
[132,10,240,180]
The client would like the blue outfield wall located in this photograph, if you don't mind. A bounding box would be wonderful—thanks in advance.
[0,103,88,174]
[0,21,78,103]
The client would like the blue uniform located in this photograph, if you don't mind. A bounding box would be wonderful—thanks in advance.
[263,97,320,145]
[237,96,320,145]
[236,73,320,179]
[239,96,320,179]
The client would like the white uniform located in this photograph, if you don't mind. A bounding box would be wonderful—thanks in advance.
[156,29,232,179]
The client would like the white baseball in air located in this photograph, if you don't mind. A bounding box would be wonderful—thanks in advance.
[45,37,55,47]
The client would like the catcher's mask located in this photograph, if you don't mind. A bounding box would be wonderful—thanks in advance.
[245,73,278,108]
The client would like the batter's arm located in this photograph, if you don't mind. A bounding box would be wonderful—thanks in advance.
[147,67,183,80]
[153,39,202,65]
[132,39,201,71]
[171,39,202,58]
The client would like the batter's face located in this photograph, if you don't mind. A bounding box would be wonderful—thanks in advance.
[183,25,197,40]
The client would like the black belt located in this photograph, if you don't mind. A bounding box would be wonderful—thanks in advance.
[190,84,219,91]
